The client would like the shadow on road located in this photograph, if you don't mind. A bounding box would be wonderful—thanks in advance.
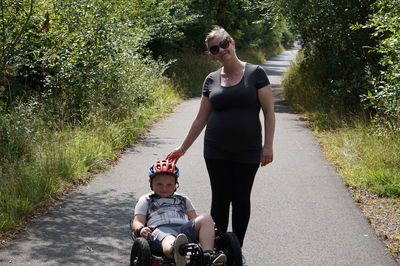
[1,190,138,265]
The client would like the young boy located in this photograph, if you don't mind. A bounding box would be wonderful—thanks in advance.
[131,159,227,266]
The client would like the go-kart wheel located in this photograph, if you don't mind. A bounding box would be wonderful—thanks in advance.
[217,232,242,266]
[130,237,152,266]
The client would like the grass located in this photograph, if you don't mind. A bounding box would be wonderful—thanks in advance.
[316,124,400,198]
[237,45,285,65]
[166,49,219,97]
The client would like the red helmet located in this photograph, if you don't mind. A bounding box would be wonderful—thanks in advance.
[148,159,180,178]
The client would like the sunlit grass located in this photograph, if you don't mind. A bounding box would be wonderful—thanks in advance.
[317,126,400,197]
[237,45,285,65]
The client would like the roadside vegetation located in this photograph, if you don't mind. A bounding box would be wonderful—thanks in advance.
[278,0,400,261]
[0,0,290,239]
[1,0,398,261]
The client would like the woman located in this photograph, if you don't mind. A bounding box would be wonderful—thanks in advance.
[166,25,275,255]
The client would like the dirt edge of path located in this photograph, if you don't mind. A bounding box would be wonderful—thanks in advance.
[349,187,400,264]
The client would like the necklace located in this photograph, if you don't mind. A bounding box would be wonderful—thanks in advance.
[222,63,245,82]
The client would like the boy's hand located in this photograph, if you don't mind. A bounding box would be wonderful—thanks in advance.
[140,227,153,239]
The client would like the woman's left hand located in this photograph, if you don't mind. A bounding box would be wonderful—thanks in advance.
[260,146,273,166]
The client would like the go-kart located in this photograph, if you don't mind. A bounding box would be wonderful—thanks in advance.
[130,230,243,266]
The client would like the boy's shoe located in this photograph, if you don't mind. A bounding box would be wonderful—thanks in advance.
[172,233,188,266]
[204,251,227,266]
[211,252,227,265]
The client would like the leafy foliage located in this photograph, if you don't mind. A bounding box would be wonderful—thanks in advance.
[278,0,399,132]
[166,0,294,53]
[276,0,378,114]
[0,0,291,234]
[363,0,400,131]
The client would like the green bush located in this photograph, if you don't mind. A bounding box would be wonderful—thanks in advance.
[0,62,181,234]
[0,0,184,234]
[275,0,378,115]
[362,0,400,132]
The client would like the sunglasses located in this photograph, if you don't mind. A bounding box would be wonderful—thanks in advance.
[209,38,232,55]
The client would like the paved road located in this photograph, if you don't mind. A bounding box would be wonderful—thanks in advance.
[0,49,397,266]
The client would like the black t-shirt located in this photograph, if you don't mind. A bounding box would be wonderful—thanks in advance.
[202,63,270,163]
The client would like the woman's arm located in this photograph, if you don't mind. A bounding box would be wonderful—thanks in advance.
[166,96,212,161]
[258,84,275,166]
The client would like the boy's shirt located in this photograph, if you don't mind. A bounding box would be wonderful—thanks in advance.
[134,192,195,228]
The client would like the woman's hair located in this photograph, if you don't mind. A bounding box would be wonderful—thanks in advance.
[205,25,232,48]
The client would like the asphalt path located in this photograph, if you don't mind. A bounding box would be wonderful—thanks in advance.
[0,49,397,266]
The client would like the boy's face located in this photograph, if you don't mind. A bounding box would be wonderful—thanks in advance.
[151,174,176,197]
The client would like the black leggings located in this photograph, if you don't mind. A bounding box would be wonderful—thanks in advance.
[205,158,259,247]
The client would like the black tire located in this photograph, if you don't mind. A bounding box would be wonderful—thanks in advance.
[217,232,242,266]
[130,237,152,266]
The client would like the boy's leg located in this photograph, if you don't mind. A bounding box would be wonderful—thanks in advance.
[161,234,188,266]
[161,235,176,258]
[181,218,227,265]
[193,214,215,251]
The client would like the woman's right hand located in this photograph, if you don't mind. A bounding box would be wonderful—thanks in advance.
[166,146,186,162]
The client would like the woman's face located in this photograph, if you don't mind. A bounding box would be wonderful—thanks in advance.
[208,35,235,62]
[151,174,176,197]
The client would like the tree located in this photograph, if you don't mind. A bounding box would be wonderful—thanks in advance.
[273,0,378,113]
[363,0,400,131]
